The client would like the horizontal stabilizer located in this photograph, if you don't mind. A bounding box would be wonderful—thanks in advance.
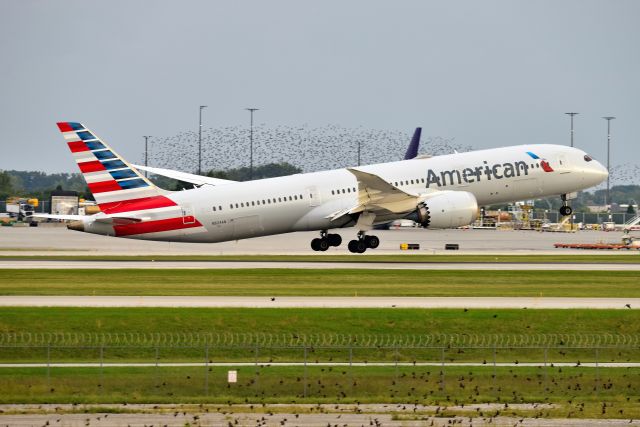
[33,213,142,224]
[133,164,237,186]
[32,214,85,221]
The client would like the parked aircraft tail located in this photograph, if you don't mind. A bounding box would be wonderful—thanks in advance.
[404,127,422,160]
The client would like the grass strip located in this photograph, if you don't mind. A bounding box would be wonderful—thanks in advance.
[0,254,638,263]
[1,307,638,337]
[1,269,639,297]
[2,308,638,363]
[0,365,638,419]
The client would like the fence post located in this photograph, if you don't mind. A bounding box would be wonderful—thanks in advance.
[46,343,51,387]
[99,344,104,395]
[595,347,599,398]
[348,343,353,396]
[303,345,308,398]
[254,343,259,392]
[204,345,209,396]
[394,344,399,379]
[543,347,548,393]
[155,345,159,388]
[492,344,497,397]
[439,347,445,391]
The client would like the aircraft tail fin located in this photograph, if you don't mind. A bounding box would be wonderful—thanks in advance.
[56,122,169,210]
[404,127,422,160]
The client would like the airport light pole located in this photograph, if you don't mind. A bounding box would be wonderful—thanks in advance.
[565,113,578,147]
[198,105,207,175]
[143,136,151,178]
[246,108,259,180]
[357,140,361,166]
[603,116,615,209]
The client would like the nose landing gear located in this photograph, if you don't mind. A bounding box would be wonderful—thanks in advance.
[559,194,573,216]
[347,231,380,253]
[310,231,342,251]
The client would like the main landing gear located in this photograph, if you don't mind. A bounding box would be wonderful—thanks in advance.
[347,231,380,254]
[310,230,342,251]
[559,194,573,217]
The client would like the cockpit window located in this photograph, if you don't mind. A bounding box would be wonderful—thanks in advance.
[584,154,593,162]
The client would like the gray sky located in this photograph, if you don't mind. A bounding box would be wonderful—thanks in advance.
[1,0,638,177]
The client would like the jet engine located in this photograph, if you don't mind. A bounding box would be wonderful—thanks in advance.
[406,191,478,229]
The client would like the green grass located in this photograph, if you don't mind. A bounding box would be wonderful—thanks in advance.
[2,308,639,363]
[1,307,638,337]
[1,269,640,297]
[1,365,639,419]
[1,254,639,262]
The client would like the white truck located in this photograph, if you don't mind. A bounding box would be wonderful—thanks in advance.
[6,198,36,222]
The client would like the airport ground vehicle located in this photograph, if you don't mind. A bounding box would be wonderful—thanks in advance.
[6,197,37,222]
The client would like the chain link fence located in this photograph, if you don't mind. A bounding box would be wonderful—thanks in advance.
[2,332,640,348]
[1,333,638,403]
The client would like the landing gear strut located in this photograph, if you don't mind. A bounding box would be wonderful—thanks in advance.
[559,194,573,217]
[347,231,380,253]
[310,230,342,251]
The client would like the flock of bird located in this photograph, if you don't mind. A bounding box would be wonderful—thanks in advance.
[143,125,467,174]
[142,125,638,187]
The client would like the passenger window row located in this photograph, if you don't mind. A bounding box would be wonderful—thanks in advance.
[227,194,305,210]
[331,187,357,195]
[330,177,426,196]
[394,178,425,187]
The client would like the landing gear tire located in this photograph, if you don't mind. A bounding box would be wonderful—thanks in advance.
[364,235,380,249]
[559,205,572,216]
[311,238,329,251]
[327,234,342,247]
[348,239,367,253]
[311,238,321,251]
[318,238,329,251]
[312,230,335,251]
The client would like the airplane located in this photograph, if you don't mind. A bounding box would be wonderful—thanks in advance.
[39,122,608,253]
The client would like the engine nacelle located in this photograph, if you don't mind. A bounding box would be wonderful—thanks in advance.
[406,191,478,229]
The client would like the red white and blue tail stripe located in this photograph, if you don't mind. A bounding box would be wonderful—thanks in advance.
[57,121,163,205]
[57,122,205,238]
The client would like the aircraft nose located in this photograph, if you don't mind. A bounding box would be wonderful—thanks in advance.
[590,160,609,183]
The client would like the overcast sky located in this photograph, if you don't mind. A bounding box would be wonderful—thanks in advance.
[1,0,638,174]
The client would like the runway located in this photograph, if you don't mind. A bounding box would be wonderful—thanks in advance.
[1,296,637,309]
[1,260,639,270]
[2,226,638,255]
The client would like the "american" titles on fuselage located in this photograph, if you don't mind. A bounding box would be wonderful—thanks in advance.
[426,159,531,188]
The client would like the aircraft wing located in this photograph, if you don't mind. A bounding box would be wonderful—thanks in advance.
[132,164,237,186]
[348,168,427,213]
[327,168,435,222]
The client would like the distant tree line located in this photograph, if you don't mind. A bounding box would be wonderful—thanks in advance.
[0,170,91,201]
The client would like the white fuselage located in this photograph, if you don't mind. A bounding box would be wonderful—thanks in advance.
[85,144,608,242]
